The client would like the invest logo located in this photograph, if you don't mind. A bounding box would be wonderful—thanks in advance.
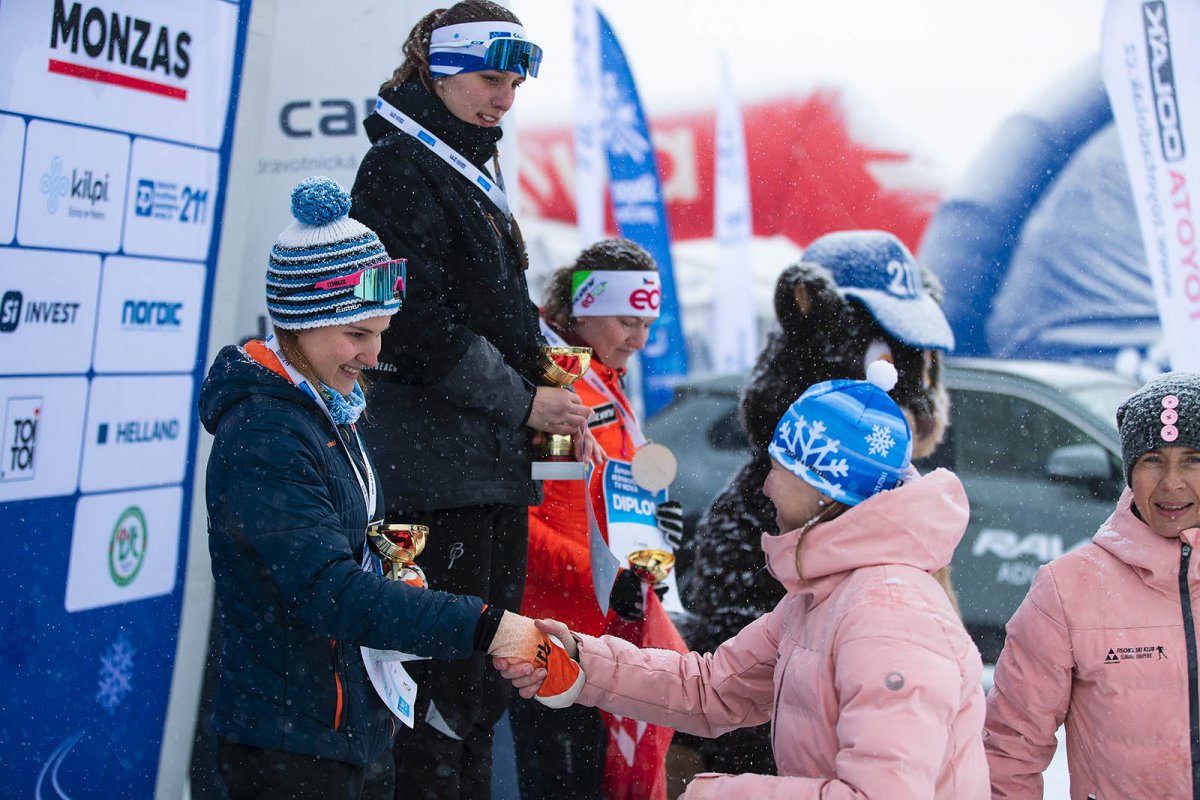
[2,396,42,482]
[0,289,81,333]
[108,506,147,586]
[0,291,21,332]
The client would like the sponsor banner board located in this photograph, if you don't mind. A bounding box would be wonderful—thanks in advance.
[17,120,130,253]
[65,486,182,612]
[0,247,101,375]
[123,137,219,260]
[0,113,23,245]
[0,376,88,501]
[0,0,239,149]
[80,375,193,492]
[93,255,204,373]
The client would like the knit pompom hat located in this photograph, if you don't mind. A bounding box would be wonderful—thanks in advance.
[265,176,399,330]
[768,360,913,506]
[1116,371,1200,484]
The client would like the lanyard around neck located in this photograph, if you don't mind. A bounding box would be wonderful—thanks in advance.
[375,96,510,217]
[539,319,647,449]
[264,336,377,519]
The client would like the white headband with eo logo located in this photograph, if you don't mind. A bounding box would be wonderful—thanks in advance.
[571,270,662,318]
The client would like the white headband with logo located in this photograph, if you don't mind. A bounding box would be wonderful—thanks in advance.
[429,21,529,77]
[571,270,662,318]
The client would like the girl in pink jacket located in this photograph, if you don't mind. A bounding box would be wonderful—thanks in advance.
[497,363,989,799]
[985,371,1200,798]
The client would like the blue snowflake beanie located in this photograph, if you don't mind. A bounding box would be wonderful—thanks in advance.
[768,360,913,506]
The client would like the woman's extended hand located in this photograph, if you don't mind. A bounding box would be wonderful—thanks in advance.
[527,386,590,435]
[492,619,578,699]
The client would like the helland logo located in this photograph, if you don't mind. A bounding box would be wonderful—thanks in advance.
[121,299,182,330]
[108,505,147,586]
[0,290,81,334]
[2,396,42,483]
[49,0,192,100]
[1143,1,1186,162]
[96,417,179,446]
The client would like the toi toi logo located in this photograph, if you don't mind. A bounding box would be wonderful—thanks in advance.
[40,157,69,214]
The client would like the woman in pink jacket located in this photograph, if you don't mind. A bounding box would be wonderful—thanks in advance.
[985,371,1200,798]
[496,363,988,799]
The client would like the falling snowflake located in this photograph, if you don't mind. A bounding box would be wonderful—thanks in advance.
[865,424,896,457]
[770,414,848,499]
[96,632,136,714]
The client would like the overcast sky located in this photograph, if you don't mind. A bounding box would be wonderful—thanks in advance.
[512,0,1105,184]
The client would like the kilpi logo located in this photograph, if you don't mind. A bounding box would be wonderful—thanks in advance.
[108,506,147,587]
[40,157,69,214]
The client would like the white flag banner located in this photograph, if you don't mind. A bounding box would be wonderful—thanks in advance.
[1102,0,1200,370]
[573,0,605,246]
[712,53,758,373]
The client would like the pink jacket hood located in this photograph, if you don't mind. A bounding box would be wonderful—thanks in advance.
[1092,488,1200,587]
[762,468,970,602]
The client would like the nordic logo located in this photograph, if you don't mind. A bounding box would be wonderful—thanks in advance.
[121,299,182,330]
[2,396,42,483]
[49,0,193,100]
[108,505,147,587]
[1143,1,1186,162]
[0,290,82,333]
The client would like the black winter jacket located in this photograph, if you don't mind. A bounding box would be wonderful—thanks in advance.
[199,344,488,767]
[351,80,543,511]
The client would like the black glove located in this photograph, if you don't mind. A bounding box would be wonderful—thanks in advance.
[609,569,645,621]
[656,500,684,551]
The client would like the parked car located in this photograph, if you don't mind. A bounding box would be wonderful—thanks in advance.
[645,357,1139,664]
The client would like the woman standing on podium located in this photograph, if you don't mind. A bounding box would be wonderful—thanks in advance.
[349,2,595,797]
[512,239,686,800]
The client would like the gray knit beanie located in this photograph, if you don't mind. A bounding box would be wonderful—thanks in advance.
[1116,371,1200,485]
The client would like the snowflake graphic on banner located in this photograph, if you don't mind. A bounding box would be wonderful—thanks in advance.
[865,424,896,457]
[96,631,136,714]
[600,71,651,164]
[776,415,849,499]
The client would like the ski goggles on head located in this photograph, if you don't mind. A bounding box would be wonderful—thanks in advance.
[281,259,406,304]
[483,37,542,78]
[429,21,543,78]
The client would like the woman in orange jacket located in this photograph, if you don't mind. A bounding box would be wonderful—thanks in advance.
[511,239,685,800]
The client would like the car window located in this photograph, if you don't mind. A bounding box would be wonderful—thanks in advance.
[951,390,1098,478]
[707,405,746,451]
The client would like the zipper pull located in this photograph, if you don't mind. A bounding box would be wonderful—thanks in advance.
[1185,543,1192,559]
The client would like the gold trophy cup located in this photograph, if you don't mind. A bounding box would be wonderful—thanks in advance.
[627,548,676,586]
[531,345,592,481]
[367,523,429,588]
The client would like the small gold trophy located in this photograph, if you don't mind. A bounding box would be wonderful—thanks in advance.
[367,523,429,588]
[627,548,676,587]
[531,345,592,481]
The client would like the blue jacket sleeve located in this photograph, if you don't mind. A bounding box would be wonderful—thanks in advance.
[209,407,485,658]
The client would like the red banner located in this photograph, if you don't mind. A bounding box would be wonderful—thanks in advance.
[519,90,939,251]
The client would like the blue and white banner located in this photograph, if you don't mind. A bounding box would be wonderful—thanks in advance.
[593,10,687,415]
[712,53,757,374]
[0,0,250,795]
[1102,0,1200,370]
